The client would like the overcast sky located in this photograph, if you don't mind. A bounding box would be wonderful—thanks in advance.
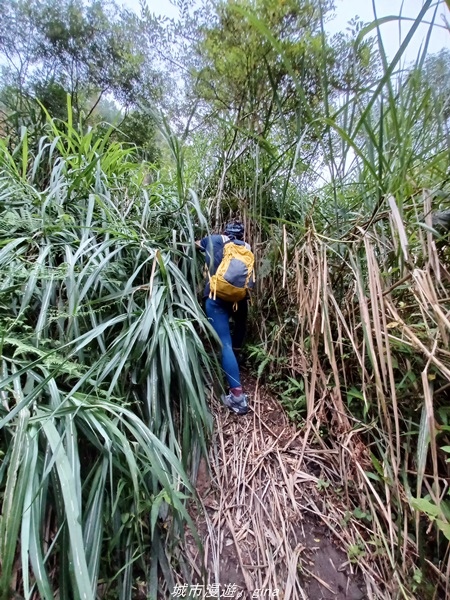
[328,0,448,62]
[122,0,448,63]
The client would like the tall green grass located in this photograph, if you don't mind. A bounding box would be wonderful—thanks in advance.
[0,110,216,599]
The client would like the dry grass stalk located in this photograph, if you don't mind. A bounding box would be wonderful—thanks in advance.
[278,222,450,595]
[387,195,409,263]
[188,388,383,599]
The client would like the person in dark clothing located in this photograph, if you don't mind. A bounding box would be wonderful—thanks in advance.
[196,222,251,415]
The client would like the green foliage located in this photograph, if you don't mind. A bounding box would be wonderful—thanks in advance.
[418,48,450,121]
[197,0,334,108]
[316,478,331,492]
[1,0,450,596]
[347,542,366,562]
[0,0,162,143]
[0,112,216,598]
[410,497,450,542]
[183,0,381,227]
[278,377,307,422]
[113,110,160,163]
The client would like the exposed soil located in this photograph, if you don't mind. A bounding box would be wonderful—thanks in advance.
[183,373,367,600]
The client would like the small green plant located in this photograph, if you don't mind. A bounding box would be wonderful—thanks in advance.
[410,496,450,542]
[348,543,366,563]
[412,568,423,592]
[279,377,307,422]
[353,506,372,523]
[316,479,331,492]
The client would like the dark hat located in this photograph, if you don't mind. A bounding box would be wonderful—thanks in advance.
[224,221,245,240]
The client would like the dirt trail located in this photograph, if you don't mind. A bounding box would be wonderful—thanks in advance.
[184,374,366,600]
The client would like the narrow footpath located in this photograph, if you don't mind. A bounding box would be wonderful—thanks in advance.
[183,374,367,600]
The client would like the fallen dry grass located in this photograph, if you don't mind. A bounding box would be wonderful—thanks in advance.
[180,380,382,600]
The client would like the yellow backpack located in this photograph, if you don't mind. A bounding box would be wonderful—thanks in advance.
[209,237,255,303]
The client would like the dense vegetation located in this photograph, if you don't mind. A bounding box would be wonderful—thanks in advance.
[1,0,449,598]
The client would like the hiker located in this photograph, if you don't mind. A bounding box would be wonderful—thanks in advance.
[196,221,254,415]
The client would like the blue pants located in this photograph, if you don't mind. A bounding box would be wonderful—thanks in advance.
[205,297,247,390]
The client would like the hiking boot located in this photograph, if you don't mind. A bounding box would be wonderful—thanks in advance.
[221,392,249,415]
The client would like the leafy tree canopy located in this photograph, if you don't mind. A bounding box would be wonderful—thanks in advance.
[160,0,380,225]
[0,0,163,154]
[191,0,376,131]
